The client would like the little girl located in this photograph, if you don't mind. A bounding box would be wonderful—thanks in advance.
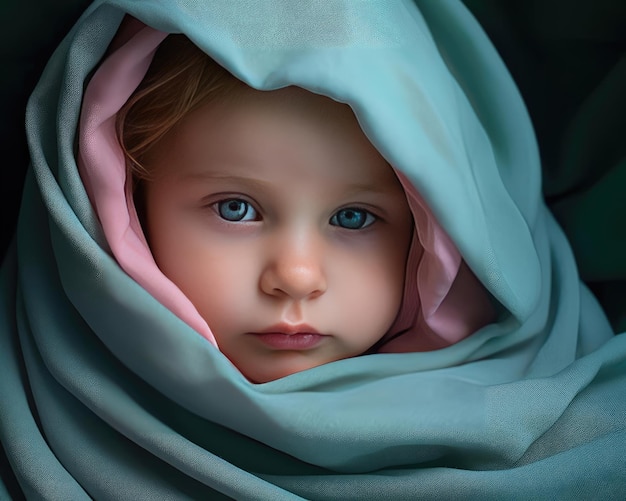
[1,1,625,499]
[93,33,492,383]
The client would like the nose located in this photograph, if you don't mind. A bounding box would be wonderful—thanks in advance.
[259,232,327,301]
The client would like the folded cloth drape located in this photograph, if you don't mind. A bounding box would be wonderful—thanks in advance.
[1,1,625,499]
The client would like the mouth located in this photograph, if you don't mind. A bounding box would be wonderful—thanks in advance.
[250,323,327,350]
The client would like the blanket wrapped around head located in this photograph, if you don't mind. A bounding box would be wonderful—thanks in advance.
[1,0,625,499]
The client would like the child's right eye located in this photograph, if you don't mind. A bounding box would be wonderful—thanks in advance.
[214,199,258,222]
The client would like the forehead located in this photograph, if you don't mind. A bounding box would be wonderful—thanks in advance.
[155,86,403,190]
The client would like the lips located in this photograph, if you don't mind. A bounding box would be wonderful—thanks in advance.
[250,323,326,350]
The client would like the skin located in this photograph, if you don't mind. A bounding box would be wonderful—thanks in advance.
[143,86,413,383]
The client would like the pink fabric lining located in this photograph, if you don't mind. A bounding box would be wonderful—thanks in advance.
[77,24,493,353]
[78,25,216,344]
[380,171,494,352]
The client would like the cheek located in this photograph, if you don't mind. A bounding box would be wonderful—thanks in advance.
[179,261,248,329]
[152,233,253,314]
[152,237,260,339]
[144,192,255,321]
[367,233,412,323]
[331,242,407,331]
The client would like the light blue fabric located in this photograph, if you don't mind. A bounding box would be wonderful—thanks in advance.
[1,0,625,499]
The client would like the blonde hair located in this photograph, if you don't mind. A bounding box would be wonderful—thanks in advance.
[116,35,242,181]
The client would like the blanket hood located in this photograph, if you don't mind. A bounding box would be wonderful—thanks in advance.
[77,17,496,354]
[1,0,625,499]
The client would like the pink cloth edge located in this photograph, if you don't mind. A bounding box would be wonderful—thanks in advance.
[78,26,217,345]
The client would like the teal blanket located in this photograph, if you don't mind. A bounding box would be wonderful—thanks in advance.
[1,1,625,499]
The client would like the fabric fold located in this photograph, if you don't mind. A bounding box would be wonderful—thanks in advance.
[1,0,624,498]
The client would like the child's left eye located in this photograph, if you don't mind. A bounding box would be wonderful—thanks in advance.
[214,199,258,222]
[330,208,376,230]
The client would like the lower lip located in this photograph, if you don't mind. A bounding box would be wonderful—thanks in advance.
[252,333,325,350]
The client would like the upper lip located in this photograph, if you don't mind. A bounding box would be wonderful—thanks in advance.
[256,323,321,336]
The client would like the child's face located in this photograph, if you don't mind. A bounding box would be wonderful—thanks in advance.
[143,87,413,383]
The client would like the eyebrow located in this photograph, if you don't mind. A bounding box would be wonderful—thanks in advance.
[181,171,403,198]
[341,183,402,197]
[181,171,273,189]
[183,171,249,181]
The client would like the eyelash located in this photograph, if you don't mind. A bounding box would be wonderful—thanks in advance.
[211,198,377,230]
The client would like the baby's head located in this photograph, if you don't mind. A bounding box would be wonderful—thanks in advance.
[117,36,413,382]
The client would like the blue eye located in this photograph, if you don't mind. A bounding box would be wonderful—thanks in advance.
[330,208,375,230]
[215,199,258,222]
